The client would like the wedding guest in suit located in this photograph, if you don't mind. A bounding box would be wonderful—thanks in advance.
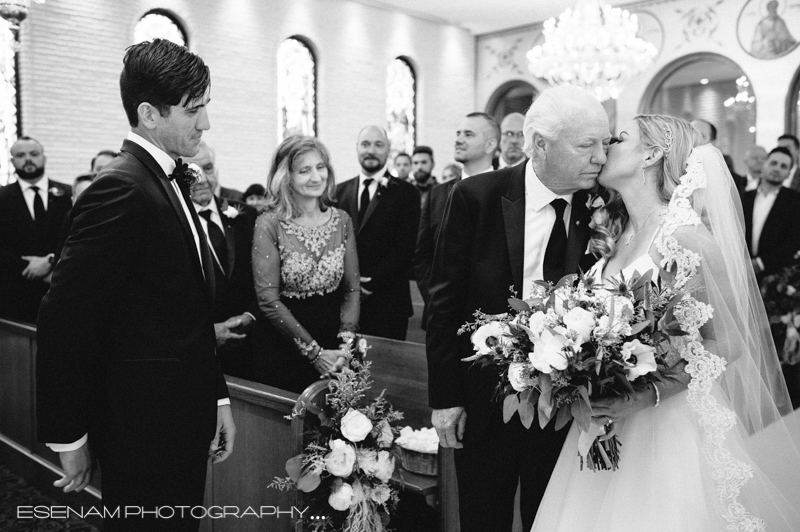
[188,168,258,379]
[411,145,436,197]
[90,149,118,173]
[191,139,244,202]
[251,135,358,393]
[414,114,498,330]
[336,126,420,340]
[778,134,800,191]
[427,86,609,532]
[54,172,95,264]
[243,183,267,213]
[498,112,525,169]
[742,146,800,278]
[743,145,767,192]
[439,162,461,184]
[394,152,412,182]
[0,136,71,323]
[36,39,234,532]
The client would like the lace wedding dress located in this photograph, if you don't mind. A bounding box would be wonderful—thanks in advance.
[531,146,800,532]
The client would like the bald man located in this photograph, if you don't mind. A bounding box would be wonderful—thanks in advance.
[499,112,526,169]
[336,126,420,340]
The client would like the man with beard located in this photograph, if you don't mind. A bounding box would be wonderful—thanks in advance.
[0,136,72,323]
[411,145,436,197]
[336,125,420,340]
[498,112,525,169]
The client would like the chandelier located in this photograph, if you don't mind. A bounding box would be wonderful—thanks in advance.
[527,0,656,101]
[0,0,44,47]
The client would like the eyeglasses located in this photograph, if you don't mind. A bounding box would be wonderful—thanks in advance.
[502,131,524,139]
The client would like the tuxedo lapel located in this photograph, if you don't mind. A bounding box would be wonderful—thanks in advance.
[502,165,526,294]
[120,140,214,301]
[761,189,787,248]
[742,191,755,254]
[340,179,360,229]
[9,182,34,226]
[564,190,591,275]
[359,171,392,234]
[216,197,237,278]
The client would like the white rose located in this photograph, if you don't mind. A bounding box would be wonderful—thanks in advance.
[529,329,569,373]
[375,419,394,448]
[470,322,510,355]
[562,307,596,345]
[340,408,373,443]
[357,449,378,476]
[621,340,658,381]
[374,450,395,482]
[223,205,239,218]
[508,362,535,392]
[328,480,355,511]
[325,439,356,477]
[527,311,548,338]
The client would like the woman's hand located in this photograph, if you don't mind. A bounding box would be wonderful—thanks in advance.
[311,349,350,378]
[591,386,657,440]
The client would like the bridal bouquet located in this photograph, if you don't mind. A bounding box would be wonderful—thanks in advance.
[461,271,690,470]
[269,342,404,532]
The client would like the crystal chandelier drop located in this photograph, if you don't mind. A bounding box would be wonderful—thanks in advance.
[527,0,657,101]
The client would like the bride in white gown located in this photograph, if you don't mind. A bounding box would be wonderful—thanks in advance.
[531,114,800,531]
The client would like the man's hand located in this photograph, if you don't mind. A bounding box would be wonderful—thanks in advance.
[21,255,51,280]
[210,404,236,464]
[226,313,254,334]
[432,407,466,449]
[54,443,93,492]
[360,276,373,297]
[214,316,248,347]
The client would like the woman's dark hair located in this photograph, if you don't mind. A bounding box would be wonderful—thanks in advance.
[243,184,266,201]
[120,38,210,127]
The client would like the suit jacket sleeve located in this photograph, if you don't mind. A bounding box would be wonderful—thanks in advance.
[368,184,420,290]
[426,184,474,409]
[413,186,434,302]
[36,174,145,443]
[339,212,360,333]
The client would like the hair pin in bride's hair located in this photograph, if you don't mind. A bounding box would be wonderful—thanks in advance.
[663,124,673,155]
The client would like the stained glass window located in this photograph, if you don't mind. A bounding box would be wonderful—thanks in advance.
[133,10,187,47]
[386,58,415,161]
[1,19,18,186]
[277,38,316,139]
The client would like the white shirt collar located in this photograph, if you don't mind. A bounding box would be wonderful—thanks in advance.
[359,165,389,187]
[18,175,49,193]
[461,166,493,180]
[127,131,176,176]
[525,160,573,211]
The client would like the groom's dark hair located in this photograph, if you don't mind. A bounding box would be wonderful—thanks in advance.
[120,38,210,127]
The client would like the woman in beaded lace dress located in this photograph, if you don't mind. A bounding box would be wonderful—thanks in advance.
[531,115,800,531]
[251,136,359,393]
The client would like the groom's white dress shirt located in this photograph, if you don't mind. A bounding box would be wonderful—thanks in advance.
[522,160,573,300]
[358,164,389,210]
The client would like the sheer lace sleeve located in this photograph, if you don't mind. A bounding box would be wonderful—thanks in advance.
[252,213,315,353]
[338,211,360,335]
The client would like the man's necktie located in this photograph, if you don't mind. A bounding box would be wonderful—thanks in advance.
[30,186,46,224]
[199,210,228,275]
[543,198,569,284]
[359,178,373,222]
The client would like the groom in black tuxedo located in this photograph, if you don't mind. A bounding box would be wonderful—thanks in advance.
[427,86,610,531]
[36,39,234,531]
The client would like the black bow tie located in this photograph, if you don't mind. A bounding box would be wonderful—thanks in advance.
[169,158,200,189]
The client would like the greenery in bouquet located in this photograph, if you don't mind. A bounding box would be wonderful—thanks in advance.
[460,270,693,470]
[760,259,800,366]
[269,340,404,532]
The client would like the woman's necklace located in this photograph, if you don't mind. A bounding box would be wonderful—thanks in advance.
[624,205,664,246]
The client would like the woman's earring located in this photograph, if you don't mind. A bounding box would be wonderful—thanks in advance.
[641,167,646,184]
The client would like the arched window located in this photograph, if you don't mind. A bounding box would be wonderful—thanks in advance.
[641,53,755,175]
[0,19,18,185]
[277,37,316,139]
[386,57,416,161]
[133,9,187,47]
[485,80,539,125]
[788,66,800,137]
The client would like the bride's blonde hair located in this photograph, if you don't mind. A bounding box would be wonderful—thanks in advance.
[589,114,703,259]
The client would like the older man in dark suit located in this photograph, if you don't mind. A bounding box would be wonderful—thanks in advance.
[336,125,420,340]
[427,86,609,531]
[36,39,234,532]
[0,137,72,323]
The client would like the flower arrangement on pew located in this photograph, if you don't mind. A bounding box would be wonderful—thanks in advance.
[269,339,404,532]
[461,271,698,470]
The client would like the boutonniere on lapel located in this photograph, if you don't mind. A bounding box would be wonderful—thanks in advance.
[223,204,241,219]
[48,186,66,197]
[169,160,202,190]
[375,175,390,188]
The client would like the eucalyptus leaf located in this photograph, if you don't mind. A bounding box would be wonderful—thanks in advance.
[503,393,520,423]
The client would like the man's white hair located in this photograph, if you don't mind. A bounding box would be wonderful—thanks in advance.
[522,85,604,158]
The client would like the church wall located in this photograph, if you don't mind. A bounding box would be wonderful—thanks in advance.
[16,0,475,188]
[475,0,800,172]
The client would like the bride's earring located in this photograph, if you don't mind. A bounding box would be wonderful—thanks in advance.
[641,166,646,184]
